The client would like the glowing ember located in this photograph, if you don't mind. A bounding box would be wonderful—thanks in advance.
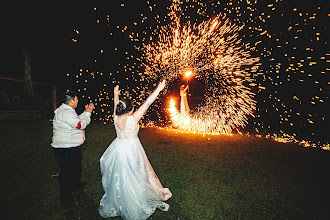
[184,70,193,78]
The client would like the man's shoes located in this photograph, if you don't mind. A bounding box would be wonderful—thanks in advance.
[73,181,87,191]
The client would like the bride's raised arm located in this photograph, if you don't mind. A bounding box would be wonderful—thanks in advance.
[133,80,166,123]
[113,85,120,118]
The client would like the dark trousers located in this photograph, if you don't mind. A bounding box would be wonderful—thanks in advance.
[54,146,82,202]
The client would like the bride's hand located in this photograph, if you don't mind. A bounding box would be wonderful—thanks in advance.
[114,85,120,95]
[157,80,166,91]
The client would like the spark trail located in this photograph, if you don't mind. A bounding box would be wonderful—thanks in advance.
[141,1,260,134]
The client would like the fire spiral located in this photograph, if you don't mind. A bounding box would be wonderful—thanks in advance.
[141,1,260,134]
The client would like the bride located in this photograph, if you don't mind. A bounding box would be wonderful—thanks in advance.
[99,80,172,220]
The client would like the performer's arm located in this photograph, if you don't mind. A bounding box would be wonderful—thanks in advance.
[133,80,166,123]
[113,85,120,118]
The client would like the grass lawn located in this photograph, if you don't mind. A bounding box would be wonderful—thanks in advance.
[0,120,329,219]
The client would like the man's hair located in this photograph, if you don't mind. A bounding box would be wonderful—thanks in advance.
[63,91,76,104]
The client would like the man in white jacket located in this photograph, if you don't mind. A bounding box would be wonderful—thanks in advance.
[52,91,94,204]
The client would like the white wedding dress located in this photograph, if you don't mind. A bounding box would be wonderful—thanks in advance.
[99,115,172,220]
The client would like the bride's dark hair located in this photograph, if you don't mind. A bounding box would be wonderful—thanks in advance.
[115,99,134,116]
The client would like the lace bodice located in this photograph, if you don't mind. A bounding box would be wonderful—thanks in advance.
[114,115,139,140]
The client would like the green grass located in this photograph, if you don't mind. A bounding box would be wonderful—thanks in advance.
[0,120,329,219]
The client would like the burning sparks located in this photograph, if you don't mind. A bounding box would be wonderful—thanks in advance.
[140,1,260,134]
[68,0,328,149]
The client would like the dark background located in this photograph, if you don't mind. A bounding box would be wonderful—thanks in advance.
[0,0,329,145]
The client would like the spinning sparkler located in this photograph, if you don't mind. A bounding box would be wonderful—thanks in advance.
[140,1,260,134]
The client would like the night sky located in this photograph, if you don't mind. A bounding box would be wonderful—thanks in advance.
[1,0,328,83]
[1,0,329,147]
[1,0,90,83]
[1,0,162,83]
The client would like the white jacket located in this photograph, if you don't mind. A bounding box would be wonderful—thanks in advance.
[51,103,91,148]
